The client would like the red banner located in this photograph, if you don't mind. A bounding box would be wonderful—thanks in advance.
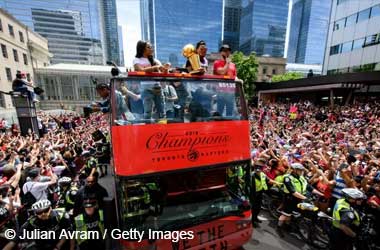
[111,121,251,176]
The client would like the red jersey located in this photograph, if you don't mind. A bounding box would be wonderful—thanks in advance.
[213,60,237,78]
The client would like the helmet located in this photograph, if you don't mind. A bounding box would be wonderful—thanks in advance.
[290,163,305,170]
[58,177,72,186]
[81,151,90,157]
[342,188,366,200]
[31,199,51,212]
[83,199,98,208]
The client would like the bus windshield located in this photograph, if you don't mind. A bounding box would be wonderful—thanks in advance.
[111,78,245,125]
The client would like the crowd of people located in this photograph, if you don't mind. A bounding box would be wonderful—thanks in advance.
[249,101,380,250]
[0,112,110,250]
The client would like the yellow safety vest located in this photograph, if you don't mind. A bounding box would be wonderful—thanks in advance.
[74,210,104,245]
[283,174,307,194]
[332,198,360,228]
[65,186,78,205]
[274,175,284,191]
[255,172,268,192]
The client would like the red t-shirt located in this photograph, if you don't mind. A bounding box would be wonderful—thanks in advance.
[213,60,237,78]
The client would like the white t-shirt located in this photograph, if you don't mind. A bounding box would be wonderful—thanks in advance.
[133,57,161,69]
[22,181,50,201]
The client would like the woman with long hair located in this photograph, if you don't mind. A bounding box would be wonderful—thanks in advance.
[133,40,166,72]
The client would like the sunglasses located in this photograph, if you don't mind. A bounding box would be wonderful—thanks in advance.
[35,207,50,216]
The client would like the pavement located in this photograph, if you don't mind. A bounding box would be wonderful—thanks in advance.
[242,212,314,250]
[99,167,314,250]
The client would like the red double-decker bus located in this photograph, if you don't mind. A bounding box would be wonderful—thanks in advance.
[109,72,253,250]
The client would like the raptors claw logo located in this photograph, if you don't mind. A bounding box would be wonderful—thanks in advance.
[187,149,200,162]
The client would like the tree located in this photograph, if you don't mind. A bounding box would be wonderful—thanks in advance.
[271,72,304,82]
[231,51,258,101]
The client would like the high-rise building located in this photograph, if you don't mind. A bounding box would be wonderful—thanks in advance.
[239,0,289,57]
[0,0,120,65]
[287,0,331,64]
[118,25,125,66]
[323,0,380,75]
[102,0,120,65]
[223,0,242,52]
[140,0,223,67]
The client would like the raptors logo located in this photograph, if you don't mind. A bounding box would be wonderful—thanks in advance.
[187,149,200,162]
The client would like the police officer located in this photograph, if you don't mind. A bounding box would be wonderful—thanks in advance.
[330,188,365,250]
[72,199,105,250]
[252,159,281,227]
[3,199,73,250]
[57,177,78,214]
[276,163,323,237]
[79,151,98,180]
[227,166,244,194]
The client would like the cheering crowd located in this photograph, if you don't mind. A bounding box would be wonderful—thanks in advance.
[249,100,380,249]
[0,112,110,250]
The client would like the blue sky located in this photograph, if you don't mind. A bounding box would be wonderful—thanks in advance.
[116,0,141,67]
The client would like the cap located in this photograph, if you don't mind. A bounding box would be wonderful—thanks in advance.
[290,163,305,170]
[81,150,90,157]
[83,199,97,208]
[95,83,109,90]
[219,44,231,52]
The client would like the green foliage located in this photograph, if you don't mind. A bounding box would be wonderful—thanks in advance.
[271,72,304,82]
[231,51,258,100]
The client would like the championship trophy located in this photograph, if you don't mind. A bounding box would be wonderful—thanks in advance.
[182,44,202,74]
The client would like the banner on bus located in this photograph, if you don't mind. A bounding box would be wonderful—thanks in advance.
[111,121,251,176]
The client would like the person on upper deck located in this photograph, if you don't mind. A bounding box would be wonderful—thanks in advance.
[133,41,168,73]
[186,40,208,74]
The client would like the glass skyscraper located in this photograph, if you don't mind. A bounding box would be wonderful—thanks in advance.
[0,0,119,65]
[140,0,223,67]
[102,0,120,65]
[239,0,289,57]
[223,0,242,52]
[287,0,331,64]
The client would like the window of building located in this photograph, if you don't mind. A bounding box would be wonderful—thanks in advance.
[364,34,380,47]
[272,69,276,75]
[341,41,353,53]
[19,31,24,43]
[0,93,5,108]
[330,44,342,55]
[337,0,349,5]
[23,53,28,65]
[352,38,365,50]
[334,18,345,31]
[345,14,357,27]
[5,68,12,81]
[1,44,7,58]
[13,49,19,62]
[263,67,267,74]
[357,8,371,22]
[371,5,380,18]
[0,18,3,32]
[8,24,14,37]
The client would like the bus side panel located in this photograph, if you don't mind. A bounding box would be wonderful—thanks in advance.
[111,121,251,176]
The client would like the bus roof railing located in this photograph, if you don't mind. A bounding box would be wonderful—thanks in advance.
[111,72,235,81]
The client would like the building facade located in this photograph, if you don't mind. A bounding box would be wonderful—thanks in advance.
[239,0,289,57]
[140,0,223,67]
[323,0,380,75]
[118,25,124,66]
[287,0,331,64]
[35,64,125,112]
[0,8,50,121]
[102,0,120,65]
[0,0,120,65]
[256,56,287,82]
[223,0,242,52]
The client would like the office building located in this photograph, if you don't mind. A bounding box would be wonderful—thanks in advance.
[0,0,120,65]
[223,0,242,52]
[140,0,223,67]
[102,0,121,65]
[0,8,50,121]
[118,25,125,66]
[323,0,380,74]
[256,56,287,82]
[240,0,289,57]
[287,0,331,64]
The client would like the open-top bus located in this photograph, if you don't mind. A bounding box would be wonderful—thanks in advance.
[109,72,253,250]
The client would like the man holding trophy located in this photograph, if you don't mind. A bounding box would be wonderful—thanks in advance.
[184,40,208,74]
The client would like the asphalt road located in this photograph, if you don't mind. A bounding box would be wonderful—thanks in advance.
[99,169,314,250]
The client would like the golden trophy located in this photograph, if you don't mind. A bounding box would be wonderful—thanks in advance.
[182,44,202,74]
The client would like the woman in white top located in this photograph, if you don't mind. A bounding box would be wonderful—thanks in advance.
[133,41,167,72]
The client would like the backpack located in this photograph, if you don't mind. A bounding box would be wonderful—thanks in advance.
[21,183,37,208]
